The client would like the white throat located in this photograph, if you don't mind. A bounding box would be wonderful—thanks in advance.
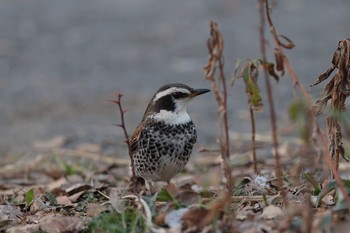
[151,109,191,125]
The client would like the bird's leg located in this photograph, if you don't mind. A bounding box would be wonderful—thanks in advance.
[144,180,154,195]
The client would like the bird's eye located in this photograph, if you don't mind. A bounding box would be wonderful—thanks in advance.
[172,92,187,99]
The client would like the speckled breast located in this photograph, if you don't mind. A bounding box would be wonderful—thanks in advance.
[132,120,197,182]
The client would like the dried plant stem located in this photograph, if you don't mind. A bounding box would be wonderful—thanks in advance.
[219,59,233,195]
[204,21,234,225]
[258,0,283,189]
[249,107,258,173]
[205,21,231,189]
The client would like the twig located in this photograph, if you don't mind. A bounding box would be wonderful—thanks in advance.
[111,93,131,150]
[111,93,137,192]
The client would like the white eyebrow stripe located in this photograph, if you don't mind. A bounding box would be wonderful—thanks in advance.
[153,87,191,102]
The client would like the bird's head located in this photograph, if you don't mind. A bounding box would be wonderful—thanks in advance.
[143,83,210,124]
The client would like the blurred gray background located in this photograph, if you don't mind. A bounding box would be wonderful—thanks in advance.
[0,0,349,157]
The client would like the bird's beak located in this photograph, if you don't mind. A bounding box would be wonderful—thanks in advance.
[191,88,211,97]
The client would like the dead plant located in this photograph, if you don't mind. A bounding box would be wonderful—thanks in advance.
[203,20,235,228]
[259,0,350,214]
[258,0,287,191]
[312,38,350,169]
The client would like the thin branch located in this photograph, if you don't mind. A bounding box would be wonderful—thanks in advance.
[111,93,137,192]
[111,93,131,151]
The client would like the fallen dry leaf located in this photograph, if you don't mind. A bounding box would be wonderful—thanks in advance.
[47,177,68,192]
[64,182,91,196]
[261,205,283,219]
[6,224,40,233]
[68,190,86,203]
[39,216,83,233]
[86,203,107,217]
[56,196,73,206]
[0,205,22,226]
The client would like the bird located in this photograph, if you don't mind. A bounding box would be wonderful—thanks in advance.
[129,83,210,188]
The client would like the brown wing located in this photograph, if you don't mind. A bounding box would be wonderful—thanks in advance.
[129,121,146,154]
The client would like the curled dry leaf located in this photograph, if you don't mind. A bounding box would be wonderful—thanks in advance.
[242,61,263,111]
[204,21,224,80]
[278,34,295,49]
[313,95,331,116]
[262,61,280,82]
[310,66,335,87]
